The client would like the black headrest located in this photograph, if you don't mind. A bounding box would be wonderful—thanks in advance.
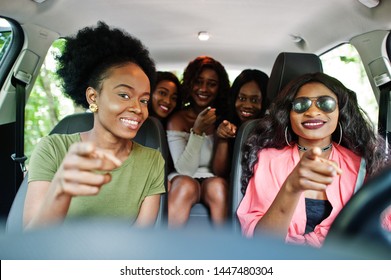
[266,52,323,104]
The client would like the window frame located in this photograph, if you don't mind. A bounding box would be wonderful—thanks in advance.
[0,16,24,89]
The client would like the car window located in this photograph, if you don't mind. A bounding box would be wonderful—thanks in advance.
[0,19,12,63]
[24,38,83,165]
[320,43,378,129]
[0,17,23,89]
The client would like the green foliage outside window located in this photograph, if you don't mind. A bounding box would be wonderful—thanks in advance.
[320,44,378,128]
[0,17,12,61]
[24,39,81,165]
[0,30,12,61]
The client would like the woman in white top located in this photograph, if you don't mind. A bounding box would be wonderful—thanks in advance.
[166,56,231,227]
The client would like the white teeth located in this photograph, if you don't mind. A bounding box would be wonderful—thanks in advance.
[121,118,138,125]
[160,105,168,111]
[197,94,209,100]
[304,122,322,126]
[241,111,252,117]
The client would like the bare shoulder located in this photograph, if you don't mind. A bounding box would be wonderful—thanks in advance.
[167,110,192,132]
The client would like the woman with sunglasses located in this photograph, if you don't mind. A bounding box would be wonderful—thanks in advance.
[237,72,389,247]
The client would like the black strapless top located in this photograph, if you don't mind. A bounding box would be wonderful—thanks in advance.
[305,198,332,234]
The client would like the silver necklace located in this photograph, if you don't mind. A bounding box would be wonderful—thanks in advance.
[297,143,332,152]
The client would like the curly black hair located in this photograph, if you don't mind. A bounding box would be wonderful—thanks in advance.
[56,21,156,108]
[181,56,231,121]
[241,72,389,194]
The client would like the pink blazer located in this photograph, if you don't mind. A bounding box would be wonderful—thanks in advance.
[237,144,362,247]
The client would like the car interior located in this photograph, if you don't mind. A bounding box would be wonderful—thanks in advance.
[1,0,391,259]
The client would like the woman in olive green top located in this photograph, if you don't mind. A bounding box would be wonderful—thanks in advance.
[24,22,165,229]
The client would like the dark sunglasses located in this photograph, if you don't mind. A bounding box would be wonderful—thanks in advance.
[291,95,337,114]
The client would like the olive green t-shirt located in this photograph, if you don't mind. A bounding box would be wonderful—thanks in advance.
[28,133,165,224]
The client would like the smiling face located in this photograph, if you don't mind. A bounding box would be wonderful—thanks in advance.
[235,80,262,123]
[89,62,150,140]
[290,82,339,147]
[191,68,219,109]
[151,80,178,119]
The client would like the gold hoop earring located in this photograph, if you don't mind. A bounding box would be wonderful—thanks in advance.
[89,103,98,113]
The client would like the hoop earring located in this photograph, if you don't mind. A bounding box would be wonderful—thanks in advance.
[285,127,292,147]
[337,122,343,146]
[89,103,98,113]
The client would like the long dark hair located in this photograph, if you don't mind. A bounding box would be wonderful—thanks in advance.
[241,72,389,193]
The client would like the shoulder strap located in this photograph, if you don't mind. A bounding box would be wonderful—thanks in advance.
[354,157,367,193]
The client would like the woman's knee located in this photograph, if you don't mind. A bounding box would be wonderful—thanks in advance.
[203,177,228,204]
[169,176,200,203]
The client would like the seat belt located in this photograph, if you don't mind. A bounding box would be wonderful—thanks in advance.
[377,81,391,149]
[11,71,31,190]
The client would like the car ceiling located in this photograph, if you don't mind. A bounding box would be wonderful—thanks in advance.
[0,0,390,73]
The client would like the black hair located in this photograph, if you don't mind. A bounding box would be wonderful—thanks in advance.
[181,56,230,120]
[149,71,182,126]
[241,72,389,193]
[229,69,269,127]
[56,21,156,108]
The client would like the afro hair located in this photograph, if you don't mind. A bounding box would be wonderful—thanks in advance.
[56,21,156,108]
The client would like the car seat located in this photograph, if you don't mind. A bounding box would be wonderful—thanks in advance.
[229,52,324,233]
[5,113,169,233]
[266,52,323,105]
[228,119,258,233]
